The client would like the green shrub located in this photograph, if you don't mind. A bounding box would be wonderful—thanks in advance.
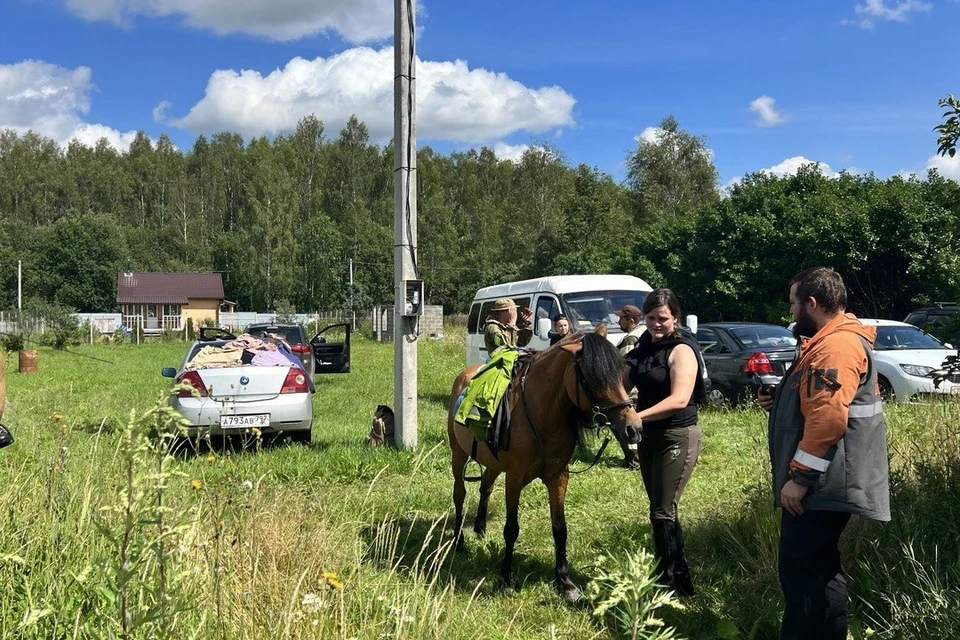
[2,332,25,352]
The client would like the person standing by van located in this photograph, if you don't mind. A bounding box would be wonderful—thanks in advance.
[549,315,571,345]
[615,304,645,354]
[626,288,703,596]
[484,298,533,356]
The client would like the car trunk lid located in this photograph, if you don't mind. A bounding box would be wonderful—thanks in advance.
[191,366,295,402]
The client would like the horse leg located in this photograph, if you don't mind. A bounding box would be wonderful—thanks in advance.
[473,467,501,537]
[547,470,580,604]
[501,473,523,590]
[450,430,469,553]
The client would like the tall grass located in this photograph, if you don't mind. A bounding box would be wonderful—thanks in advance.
[0,336,958,638]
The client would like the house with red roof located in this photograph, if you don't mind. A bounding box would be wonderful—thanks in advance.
[117,272,230,334]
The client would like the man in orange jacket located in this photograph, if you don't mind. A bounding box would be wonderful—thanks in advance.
[760,267,890,639]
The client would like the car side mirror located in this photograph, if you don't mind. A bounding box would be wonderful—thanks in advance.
[161,367,177,378]
[945,343,954,349]
[537,317,552,339]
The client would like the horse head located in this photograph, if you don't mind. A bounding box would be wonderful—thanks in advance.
[559,327,641,446]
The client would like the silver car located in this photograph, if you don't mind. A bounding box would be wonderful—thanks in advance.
[162,326,351,442]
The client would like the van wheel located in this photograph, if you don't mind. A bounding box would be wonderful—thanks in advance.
[878,376,895,402]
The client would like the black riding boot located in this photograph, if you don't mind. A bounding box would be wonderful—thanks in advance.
[651,519,695,597]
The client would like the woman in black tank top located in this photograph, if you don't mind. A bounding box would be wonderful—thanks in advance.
[625,288,703,597]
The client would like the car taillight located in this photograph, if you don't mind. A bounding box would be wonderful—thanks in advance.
[291,344,310,354]
[743,352,774,375]
[281,367,309,394]
[177,370,208,397]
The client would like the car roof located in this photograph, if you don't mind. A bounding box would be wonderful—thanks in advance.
[698,322,791,330]
[857,319,915,327]
[910,306,960,312]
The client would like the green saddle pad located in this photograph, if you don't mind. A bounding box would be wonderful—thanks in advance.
[455,349,519,439]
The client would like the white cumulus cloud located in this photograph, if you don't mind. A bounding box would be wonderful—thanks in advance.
[749,95,787,127]
[725,156,841,191]
[170,47,576,143]
[761,156,837,178]
[153,100,171,123]
[63,0,394,43]
[847,0,932,29]
[925,153,960,181]
[492,142,530,163]
[0,59,140,151]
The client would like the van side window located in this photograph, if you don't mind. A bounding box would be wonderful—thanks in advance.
[535,296,557,324]
[514,297,531,312]
[479,301,496,329]
[468,304,481,334]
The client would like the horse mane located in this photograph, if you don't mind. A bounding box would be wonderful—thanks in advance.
[578,332,626,392]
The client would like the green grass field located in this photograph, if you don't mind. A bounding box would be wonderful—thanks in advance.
[1,332,958,639]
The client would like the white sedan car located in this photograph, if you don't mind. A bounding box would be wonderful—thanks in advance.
[860,319,959,402]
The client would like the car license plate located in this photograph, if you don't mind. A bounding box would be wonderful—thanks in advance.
[220,414,269,428]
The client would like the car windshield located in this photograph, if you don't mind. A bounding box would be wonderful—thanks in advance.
[875,325,945,350]
[729,326,798,349]
[561,290,648,332]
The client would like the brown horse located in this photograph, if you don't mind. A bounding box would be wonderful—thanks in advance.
[446,326,642,603]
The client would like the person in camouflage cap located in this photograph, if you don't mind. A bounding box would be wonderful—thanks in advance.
[483,298,533,357]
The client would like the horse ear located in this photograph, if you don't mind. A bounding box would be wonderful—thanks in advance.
[595,323,607,338]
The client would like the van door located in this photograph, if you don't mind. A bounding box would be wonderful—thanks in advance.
[532,294,560,348]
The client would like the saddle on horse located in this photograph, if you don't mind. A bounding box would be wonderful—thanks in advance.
[454,348,535,458]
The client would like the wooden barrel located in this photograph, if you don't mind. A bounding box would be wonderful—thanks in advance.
[18,349,38,374]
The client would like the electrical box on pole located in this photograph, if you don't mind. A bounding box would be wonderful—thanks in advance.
[401,279,424,316]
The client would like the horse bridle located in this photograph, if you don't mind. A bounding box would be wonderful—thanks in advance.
[573,357,634,429]
[515,340,637,477]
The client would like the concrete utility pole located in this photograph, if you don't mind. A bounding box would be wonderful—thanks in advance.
[393,0,418,448]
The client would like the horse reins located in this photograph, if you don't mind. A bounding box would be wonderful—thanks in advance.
[519,342,635,476]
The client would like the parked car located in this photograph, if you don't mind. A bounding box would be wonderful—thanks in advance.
[903,303,960,347]
[859,319,959,402]
[244,322,353,375]
[695,322,798,407]
[243,323,313,373]
[161,325,351,442]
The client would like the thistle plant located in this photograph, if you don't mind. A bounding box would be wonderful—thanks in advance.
[92,393,204,638]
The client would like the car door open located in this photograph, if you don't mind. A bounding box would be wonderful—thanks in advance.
[311,323,351,374]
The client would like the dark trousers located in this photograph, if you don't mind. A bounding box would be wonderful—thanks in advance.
[638,425,701,521]
[639,425,701,595]
[779,509,851,640]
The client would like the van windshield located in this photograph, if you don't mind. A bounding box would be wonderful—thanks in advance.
[561,290,649,332]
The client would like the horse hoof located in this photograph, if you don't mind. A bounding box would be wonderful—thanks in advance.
[561,586,582,606]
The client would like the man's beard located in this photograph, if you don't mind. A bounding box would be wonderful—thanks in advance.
[793,308,818,339]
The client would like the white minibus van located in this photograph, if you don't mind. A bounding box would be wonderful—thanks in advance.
[465,274,653,366]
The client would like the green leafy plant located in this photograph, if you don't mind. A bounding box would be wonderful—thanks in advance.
[935,93,960,158]
[2,332,25,352]
[585,550,683,640]
[91,393,205,638]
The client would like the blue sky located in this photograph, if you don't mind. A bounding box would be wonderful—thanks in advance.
[2,0,958,185]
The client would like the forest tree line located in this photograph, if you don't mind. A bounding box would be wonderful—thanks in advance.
[1,114,959,324]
